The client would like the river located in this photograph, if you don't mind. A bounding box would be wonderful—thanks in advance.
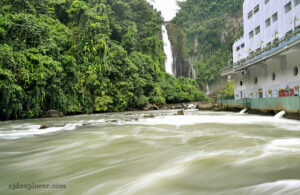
[1,110,300,194]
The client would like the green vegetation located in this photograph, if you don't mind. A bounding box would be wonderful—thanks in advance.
[217,80,234,99]
[172,0,244,89]
[0,0,207,120]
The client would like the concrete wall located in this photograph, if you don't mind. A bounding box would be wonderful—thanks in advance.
[218,96,300,117]
[233,0,300,63]
[233,48,300,99]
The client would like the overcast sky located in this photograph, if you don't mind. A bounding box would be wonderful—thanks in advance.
[146,0,186,21]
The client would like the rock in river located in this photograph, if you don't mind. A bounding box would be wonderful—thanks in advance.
[177,110,184,115]
[42,110,64,118]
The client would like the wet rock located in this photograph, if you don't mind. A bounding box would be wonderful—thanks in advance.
[174,104,183,109]
[183,105,189,110]
[143,114,155,118]
[125,112,133,115]
[177,110,184,115]
[197,103,213,111]
[110,120,118,123]
[153,104,160,110]
[42,110,64,118]
[39,124,65,129]
[161,105,171,110]
[39,124,50,129]
[143,103,154,110]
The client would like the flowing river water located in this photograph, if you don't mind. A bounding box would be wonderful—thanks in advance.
[1,110,300,194]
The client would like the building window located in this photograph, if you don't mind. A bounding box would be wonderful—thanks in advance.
[248,11,253,19]
[265,0,270,4]
[272,73,276,81]
[249,31,254,38]
[296,0,300,6]
[236,46,240,51]
[272,12,278,22]
[240,81,243,86]
[241,43,245,48]
[254,5,259,14]
[285,2,292,13]
[294,66,299,76]
[254,77,258,84]
[255,26,260,34]
[265,18,271,27]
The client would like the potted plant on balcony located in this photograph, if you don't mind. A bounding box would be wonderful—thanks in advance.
[257,90,263,98]
[279,88,285,97]
[294,85,299,95]
[268,89,272,97]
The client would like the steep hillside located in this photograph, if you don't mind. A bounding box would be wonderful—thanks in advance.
[170,0,244,92]
[0,0,207,120]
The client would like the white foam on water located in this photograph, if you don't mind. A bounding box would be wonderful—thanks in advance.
[266,138,300,153]
[0,123,83,140]
[87,119,105,123]
[109,150,245,195]
[128,114,300,131]
[188,104,197,109]
[239,180,300,195]
[235,138,300,165]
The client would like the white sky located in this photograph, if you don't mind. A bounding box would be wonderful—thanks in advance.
[146,0,186,21]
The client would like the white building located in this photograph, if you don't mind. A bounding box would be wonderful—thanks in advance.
[223,0,300,99]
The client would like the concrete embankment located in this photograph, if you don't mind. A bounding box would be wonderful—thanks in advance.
[216,97,300,120]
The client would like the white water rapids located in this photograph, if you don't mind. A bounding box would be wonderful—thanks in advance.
[1,110,300,194]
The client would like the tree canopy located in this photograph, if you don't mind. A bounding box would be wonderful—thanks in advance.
[0,0,207,120]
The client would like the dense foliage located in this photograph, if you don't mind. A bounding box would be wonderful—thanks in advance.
[172,0,244,89]
[0,0,207,120]
[217,80,234,99]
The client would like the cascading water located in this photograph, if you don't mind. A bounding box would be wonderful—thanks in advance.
[239,108,248,114]
[162,25,174,76]
[205,81,210,95]
[275,110,286,118]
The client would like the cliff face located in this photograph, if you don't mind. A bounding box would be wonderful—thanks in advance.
[221,12,244,44]
[168,0,244,93]
[166,23,195,78]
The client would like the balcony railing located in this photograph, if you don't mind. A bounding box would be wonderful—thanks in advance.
[224,25,300,74]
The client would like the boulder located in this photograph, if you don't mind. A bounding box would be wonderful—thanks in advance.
[197,103,213,111]
[153,104,160,110]
[177,110,184,115]
[39,124,65,129]
[161,105,171,110]
[42,110,64,118]
[39,124,50,129]
[143,103,154,110]
[143,114,155,118]
[174,104,183,109]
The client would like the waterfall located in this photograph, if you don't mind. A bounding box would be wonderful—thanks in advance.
[162,25,174,76]
[191,66,196,79]
[205,81,210,95]
[274,111,286,118]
